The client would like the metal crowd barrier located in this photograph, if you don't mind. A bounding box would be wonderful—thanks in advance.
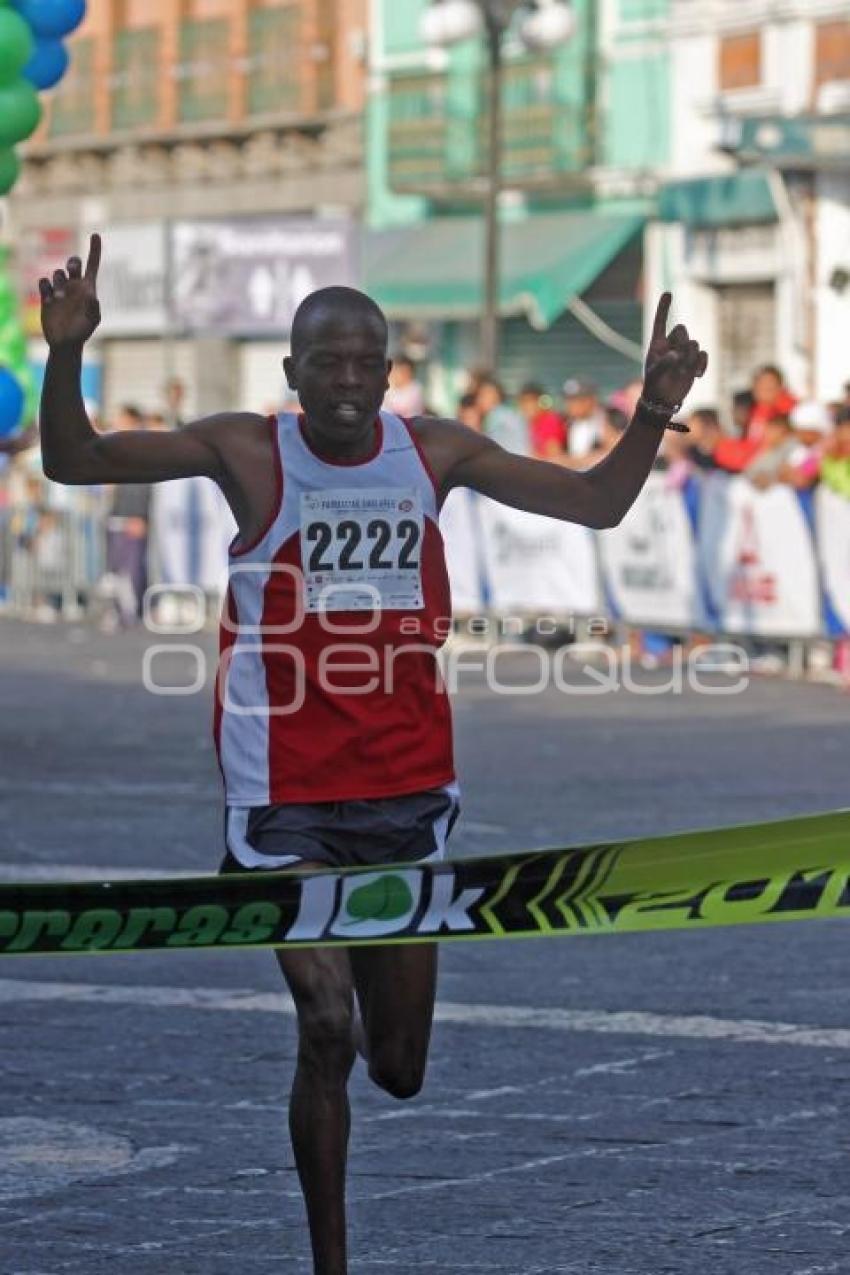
[0,502,107,620]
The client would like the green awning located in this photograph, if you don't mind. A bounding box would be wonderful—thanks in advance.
[725,113,850,169]
[658,170,778,228]
[364,210,645,331]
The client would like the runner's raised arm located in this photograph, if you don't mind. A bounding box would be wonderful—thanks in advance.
[39,233,263,487]
[416,293,708,529]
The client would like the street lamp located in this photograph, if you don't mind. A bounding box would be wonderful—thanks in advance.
[421,0,575,370]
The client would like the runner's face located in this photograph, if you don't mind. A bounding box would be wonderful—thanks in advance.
[284,313,391,444]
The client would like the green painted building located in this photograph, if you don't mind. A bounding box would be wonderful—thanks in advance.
[364,0,671,408]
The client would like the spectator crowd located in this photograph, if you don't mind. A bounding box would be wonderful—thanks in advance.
[412,359,850,504]
[0,380,186,628]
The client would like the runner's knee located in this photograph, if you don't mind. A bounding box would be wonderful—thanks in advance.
[368,1041,426,1100]
[297,997,356,1076]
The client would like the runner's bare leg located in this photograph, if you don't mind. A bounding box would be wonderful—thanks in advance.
[350,943,439,1098]
[275,898,438,1274]
[275,930,356,1275]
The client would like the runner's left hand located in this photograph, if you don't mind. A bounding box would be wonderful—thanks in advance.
[643,293,708,410]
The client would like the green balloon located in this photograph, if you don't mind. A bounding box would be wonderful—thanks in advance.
[0,11,34,86]
[0,80,41,147]
[0,340,26,366]
[0,311,24,334]
[0,328,26,362]
[0,146,19,195]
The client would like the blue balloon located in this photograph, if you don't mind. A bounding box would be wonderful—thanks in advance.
[0,367,25,438]
[13,0,86,40]
[23,37,68,90]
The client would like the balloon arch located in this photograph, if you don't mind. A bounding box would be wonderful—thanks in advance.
[0,0,87,438]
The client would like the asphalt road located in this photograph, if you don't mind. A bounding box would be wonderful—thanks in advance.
[1,615,849,1275]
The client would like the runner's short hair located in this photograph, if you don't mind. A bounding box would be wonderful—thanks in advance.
[290,287,388,359]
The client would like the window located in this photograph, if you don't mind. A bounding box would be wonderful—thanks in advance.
[48,36,96,137]
[178,17,229,122]
[718,32,761,92]
[246,5,303,116]
[111,28,160,129]
[815,20,850,87]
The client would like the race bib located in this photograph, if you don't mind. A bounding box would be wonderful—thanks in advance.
[300,488,424,612]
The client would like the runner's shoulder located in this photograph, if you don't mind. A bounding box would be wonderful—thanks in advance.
[183,411,270,463]
[185,410,269,443]
[407,415,489,456]
[408,414,491,475]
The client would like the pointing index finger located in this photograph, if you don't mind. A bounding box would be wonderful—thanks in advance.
[651,292,672,343]
[84,233,102,283]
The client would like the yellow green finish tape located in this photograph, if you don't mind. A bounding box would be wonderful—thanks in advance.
[1,809,848,956]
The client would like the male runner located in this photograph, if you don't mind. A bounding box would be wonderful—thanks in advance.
[39,233,707,1275]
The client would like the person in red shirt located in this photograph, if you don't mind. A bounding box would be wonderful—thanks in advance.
[517,381,567,459]
[715,365,798,472]
[749,365,798,439]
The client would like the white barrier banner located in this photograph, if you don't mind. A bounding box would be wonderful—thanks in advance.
[145,470,842,639]
[476,497,601,615]
[597,472,704,629]
[815,484,850,634]
[699,474,820,637]
[439,489,487,613]
[151,478,237,595]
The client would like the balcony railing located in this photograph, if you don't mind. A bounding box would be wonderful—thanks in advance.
[386,57,594,195]
[111,27,160,131]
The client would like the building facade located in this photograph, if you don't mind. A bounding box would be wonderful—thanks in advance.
[654,0,850,409]
[364,0,672,409]
[9,0,368,419]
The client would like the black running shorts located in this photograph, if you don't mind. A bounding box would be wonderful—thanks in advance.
[219,784,461,874]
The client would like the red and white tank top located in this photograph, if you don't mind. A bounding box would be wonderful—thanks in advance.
[214,410,455,806]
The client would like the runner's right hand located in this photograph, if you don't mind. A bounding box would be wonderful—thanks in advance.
[39,232,102,349]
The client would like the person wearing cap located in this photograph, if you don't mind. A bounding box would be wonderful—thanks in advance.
[778,400,834,490]
[562,377,606,460]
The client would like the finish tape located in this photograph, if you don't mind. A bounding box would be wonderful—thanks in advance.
[1,809,848,956]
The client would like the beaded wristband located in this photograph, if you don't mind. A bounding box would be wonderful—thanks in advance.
[637,395,689,433]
